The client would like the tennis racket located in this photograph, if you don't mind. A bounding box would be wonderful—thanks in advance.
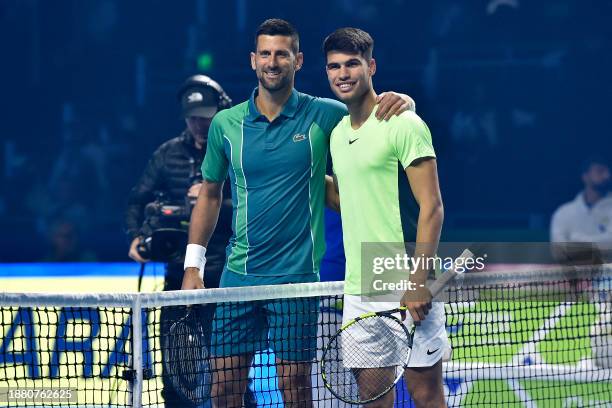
[321,248,473,404]
[163,305,212,405]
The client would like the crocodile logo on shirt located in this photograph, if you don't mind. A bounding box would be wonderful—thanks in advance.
[293,133,307,142]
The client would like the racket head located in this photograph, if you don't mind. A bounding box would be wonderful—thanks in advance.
[163,305,212,404]
[321,311,414,404]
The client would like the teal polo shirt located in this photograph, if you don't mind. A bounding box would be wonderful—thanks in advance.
[202,88,346,279]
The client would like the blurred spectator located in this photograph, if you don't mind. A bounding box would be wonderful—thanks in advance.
[486,0,519,16]
[27,179,90,228]
[450,83,499,154]
[42,219,97,262]
[26,108,114,238]
[48,112,112,213]
[551,156,612,264]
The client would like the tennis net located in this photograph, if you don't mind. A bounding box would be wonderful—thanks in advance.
[1,265,611,407]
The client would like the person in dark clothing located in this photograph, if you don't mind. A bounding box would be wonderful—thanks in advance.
[125,75,258,407]
[126,75,233,282]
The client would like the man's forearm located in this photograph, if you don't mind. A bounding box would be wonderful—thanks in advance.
[412,202,444,284]
[182,183,222,289]
[188,184,223,247]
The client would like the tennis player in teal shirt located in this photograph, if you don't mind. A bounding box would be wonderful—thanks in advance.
[182,19,415,407]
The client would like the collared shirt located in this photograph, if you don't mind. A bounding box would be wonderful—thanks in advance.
[202,88,346,278]
[330,109,435,295]
[551,192,612,243]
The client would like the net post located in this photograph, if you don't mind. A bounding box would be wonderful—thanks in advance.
[131,294,143,407]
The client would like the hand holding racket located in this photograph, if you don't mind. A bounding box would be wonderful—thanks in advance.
[320,249,473,405]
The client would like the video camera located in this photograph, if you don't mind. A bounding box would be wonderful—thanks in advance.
[136,160,202,262]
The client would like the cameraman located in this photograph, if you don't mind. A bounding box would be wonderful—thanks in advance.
[125,75,233,407]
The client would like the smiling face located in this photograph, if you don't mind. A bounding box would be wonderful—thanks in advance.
[251,34,303,93]
[325,50,376,105]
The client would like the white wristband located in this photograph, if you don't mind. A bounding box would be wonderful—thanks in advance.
[184,244,207,281]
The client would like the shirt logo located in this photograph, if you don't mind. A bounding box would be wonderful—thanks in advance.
[293,133,306,142]
[349,138,359,145]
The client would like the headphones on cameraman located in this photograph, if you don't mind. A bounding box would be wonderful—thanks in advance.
[177,74,232,111]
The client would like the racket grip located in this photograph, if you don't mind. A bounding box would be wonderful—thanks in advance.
[428,249,474,297]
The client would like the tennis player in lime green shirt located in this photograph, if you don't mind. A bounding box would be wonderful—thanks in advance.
[324,28,447,408]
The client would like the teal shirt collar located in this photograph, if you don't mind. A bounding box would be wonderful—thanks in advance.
[247,87,299,122]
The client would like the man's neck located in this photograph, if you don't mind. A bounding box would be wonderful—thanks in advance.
[255,83,293,122]
[347,91,377,130]
[584,188,605,206]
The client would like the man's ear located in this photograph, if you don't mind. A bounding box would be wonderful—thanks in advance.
[369,58,376,76]
[295,52,304,71]
[250,52,257,71]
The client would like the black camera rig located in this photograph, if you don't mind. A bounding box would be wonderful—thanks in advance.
[136,162,202,262]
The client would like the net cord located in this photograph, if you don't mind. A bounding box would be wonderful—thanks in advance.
[0,281,345,307]
[1,264,610,308]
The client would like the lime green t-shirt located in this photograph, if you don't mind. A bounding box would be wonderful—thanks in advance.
[330,108,436,295]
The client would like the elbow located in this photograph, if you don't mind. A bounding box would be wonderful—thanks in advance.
[328,200,341,214]
[201,181,224,204]
[209,190,223,204]
[325,194,340,213]
[423,199,444,225]
[436,201,444,222]
[331,194,341,213]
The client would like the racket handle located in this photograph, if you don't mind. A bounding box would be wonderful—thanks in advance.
[428,249,474,297]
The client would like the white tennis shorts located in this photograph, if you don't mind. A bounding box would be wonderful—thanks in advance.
[342,294,451,368]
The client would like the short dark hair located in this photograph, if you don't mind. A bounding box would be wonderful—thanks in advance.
[323,27,374,61]
[255,18,300,55]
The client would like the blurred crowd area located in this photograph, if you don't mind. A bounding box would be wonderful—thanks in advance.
[0,0,610,261]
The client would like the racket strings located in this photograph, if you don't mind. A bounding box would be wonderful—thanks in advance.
[322,315,412,403]
[165,315,212,403]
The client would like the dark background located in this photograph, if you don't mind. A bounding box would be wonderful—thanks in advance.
[1,0,610,262]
